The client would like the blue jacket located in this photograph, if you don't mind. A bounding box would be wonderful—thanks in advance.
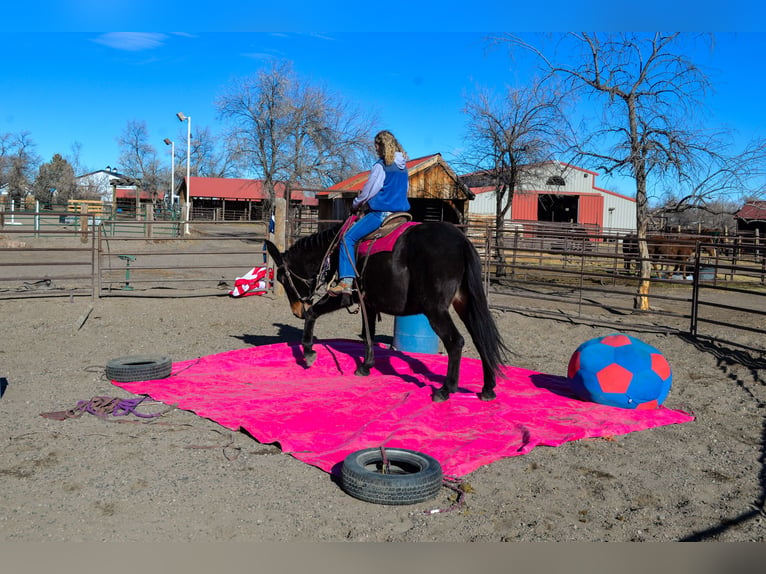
[352,151,410,212]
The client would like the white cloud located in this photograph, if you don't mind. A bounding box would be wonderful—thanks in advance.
[92,32,168,51]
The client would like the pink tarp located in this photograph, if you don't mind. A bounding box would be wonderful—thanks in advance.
[112,339,694,477]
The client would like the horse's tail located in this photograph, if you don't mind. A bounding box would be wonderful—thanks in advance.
[461,238,510,377]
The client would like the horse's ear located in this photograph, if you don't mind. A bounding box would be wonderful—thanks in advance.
[264,240,283,267]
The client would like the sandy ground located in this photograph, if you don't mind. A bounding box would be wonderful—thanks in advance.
[1,284,765,544]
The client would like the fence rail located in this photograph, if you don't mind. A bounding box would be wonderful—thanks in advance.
[1,217,268,300]
[1,215,764,353]
[477,223,765,354]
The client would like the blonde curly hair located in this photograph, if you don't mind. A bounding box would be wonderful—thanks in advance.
[374,130,407,166]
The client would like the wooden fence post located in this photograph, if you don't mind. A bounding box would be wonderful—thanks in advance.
[145,204,154,238]
[273,197,287,296]
[80,204,88,243]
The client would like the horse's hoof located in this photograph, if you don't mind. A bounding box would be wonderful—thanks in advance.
[431,388,450,402]
[304,351,317,367]
[354,365,370,377]
[478,390,496,401]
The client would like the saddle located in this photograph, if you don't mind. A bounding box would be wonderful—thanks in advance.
[357,212,418,257]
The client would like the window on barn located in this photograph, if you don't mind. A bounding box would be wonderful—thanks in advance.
[546,175,566,186]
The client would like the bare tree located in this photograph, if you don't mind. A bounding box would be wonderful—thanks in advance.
[655,137,766,229]
[215,60,374,216]
[117,120,162,194]
[506,32,737,310]
[0,131,39,204]
[66,141,88,177]
[183,125,238,178]
[460,81,568,275]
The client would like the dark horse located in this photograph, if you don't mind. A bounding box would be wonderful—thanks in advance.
[265,220,508,402]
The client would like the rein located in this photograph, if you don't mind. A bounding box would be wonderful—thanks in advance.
[279,218,355,310]
[282,265,315,303]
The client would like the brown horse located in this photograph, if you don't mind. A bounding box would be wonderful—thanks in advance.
[648,237,717,278]
[622,234,717,278]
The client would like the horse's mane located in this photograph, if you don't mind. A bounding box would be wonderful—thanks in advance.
[286,223,343,259]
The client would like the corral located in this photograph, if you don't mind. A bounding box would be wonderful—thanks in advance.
[1,214,765,542]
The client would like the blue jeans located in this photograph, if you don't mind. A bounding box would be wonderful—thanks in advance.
[338,211,390,280]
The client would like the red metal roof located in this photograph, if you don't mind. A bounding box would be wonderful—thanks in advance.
[468,186,497,195]
[735,201,766,221]
[182,177,317,206]
[326,154,440,192]
[187,177,269,200]
[115,187,157,200]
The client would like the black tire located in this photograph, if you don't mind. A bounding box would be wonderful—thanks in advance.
[105,355,172,382]
[340,447,443,505]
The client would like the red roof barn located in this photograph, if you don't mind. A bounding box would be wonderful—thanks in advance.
[178,177,318,221]
[734,200,766,237]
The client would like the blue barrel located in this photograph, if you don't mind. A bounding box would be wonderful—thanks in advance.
[393,314,439,354]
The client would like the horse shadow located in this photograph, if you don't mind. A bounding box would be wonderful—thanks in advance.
[233,325,434,389]
[309,339,440,392]
[232,323,304,347]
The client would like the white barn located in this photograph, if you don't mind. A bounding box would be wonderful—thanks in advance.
[75,167,129,202]
[465,162,636,233]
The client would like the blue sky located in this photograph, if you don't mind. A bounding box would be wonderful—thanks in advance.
[3,29,766,198]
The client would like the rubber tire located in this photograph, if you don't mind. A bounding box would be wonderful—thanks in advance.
[106,355,172,382]
[340,447,443,505]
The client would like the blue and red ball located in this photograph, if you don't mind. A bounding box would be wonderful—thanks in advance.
[567,334,672,409]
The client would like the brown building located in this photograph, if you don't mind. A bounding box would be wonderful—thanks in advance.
[319,154,474,223]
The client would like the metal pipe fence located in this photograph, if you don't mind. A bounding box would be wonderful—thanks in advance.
[478,223,765,354]
[1,214,763,353]
[0,217,269,300]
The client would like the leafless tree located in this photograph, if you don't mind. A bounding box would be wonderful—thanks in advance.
[181,125,238,178]
[0,131,39,204]
[504,32,754,310]
[66,141,88,177]
[215,60,374,216]
[117,120,162,194]
[460,81,569,275]
[655,137,766,230]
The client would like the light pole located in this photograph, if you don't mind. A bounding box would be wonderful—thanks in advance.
[163,138,175,209]
[176,112,191,235]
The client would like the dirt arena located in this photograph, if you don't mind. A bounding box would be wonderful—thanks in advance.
[1,285,764,543]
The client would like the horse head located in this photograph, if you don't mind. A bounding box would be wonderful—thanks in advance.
[264,240,316,319]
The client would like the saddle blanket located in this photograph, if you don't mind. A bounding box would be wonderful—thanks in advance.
[358,221,419,257]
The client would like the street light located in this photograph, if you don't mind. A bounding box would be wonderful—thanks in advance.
[163,138,175,208]
[176,112,191,235]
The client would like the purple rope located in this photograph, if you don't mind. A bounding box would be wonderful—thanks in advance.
[112,397,165,418]
[77,396,164,418]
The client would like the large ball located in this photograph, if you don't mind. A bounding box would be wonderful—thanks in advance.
[567,333,672,409]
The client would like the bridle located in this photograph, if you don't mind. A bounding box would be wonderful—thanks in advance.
[279,260,317,315]
[276,217,361,317]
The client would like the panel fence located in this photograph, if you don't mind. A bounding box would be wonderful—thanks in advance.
[1,213,764,353]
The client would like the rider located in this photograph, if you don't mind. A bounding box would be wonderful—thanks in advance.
[327,130,410,296]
